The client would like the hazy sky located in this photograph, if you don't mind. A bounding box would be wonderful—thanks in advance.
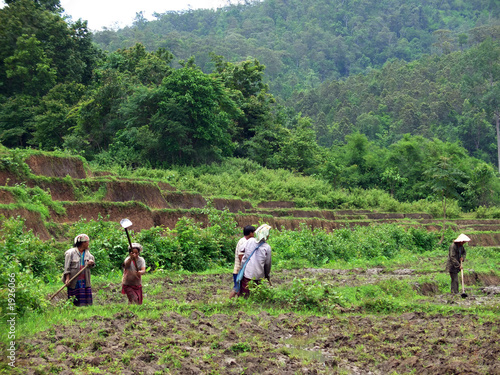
[60,0,237,30]
[0,0,238,30]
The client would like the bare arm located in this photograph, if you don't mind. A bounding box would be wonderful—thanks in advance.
[123,256,133,268]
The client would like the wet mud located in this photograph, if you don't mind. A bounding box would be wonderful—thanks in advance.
[15,268,500,375]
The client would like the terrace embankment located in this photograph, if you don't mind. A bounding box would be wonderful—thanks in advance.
[1,153,500,246]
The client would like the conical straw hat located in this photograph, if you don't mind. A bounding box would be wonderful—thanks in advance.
[454,233,471,242]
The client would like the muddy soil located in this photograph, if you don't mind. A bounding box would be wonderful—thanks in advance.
[25,154,90,179]
[15,268,500,375]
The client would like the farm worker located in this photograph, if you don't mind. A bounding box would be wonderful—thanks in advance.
[229,225,256,298]
[239,224,272,298]
[122,242,146,304]
[63,234,95,306]
[446,233,469,294]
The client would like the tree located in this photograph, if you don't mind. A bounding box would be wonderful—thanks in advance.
[274,116,321,173]
[150,66,242,165]
[0,0,99,147]
[4,34,57,97]
[462,39,500,172]
[0,0,99,93]
[462,162,498,210]
[0,95,36,147]
[424,156,467,243]
[381,167,407,197]
[31,82,86,149]
[72,68,129,155]
[4,0,61,12]
[211,54,276,155]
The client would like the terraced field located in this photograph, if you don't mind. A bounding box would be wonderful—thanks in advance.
[2,154,500,247]
[2,153,500,374]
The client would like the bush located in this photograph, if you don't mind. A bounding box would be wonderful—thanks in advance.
[475,205,500,219]
[270,224,440,266]
[250,278,346,312]
[68,215,131,274]
[0,216,55,317]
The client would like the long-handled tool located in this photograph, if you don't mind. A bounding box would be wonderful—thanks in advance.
[120,218,139,271]
[49,265,88,301]
[460,260,468,298]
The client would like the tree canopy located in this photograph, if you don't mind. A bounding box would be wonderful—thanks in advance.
[0,0,499,211]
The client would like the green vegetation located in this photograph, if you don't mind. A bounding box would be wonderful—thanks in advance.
[93,0,499,99]
[1,206,496,320]
[0,2,499,211]
[1,1,499,373]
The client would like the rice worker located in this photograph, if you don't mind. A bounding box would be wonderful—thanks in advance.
[229,225,256,298]
[446,233,470,294]
[239,224,272,298]
[63,234,95,306]
[122,242,146,304]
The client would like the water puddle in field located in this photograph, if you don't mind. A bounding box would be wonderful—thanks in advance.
[282,336,328,363]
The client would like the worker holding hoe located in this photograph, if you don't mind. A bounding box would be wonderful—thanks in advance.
[63,234,95,306]
[446,233,470,294]
[122,242,146,304]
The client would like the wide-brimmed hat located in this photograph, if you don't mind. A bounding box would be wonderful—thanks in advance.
[454,233,471,243]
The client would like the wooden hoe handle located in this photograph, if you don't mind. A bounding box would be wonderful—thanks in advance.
[49,265,89,301]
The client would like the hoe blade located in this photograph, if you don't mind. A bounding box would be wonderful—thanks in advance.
[120,218,133,228]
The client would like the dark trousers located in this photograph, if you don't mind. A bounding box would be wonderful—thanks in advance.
[238,277,260,298]
[450,272,459,294]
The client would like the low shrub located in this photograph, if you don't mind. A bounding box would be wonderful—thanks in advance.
[0,216,55,317]
[270,224,440,266]
[249,278,346,312]
[475,205,500,219]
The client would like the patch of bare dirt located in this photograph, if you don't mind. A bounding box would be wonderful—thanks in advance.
[0,170,23,186]
[212,198,252,213]
[0,208,50,240]
[404,213,433,219]
[50,202,155,231]
[0,189,15,203]
[29,266,500,375]
[469,233,500,247]
[366,213,405,219]
[36,180,76,201]
[415,282,440,296]
[104,181,168,209]
[464,271,500,286]
[257,201,296,208]
[158,181,176,191]
[25,154,89,179]
[164,192,207,209]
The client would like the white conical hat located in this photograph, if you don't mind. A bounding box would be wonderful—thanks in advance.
[454,233,471,242]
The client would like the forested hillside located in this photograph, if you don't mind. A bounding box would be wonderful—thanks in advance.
[93,0,499,98]
[1,0,500,213]
[289,40,500,164]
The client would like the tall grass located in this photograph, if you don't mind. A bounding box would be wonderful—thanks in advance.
[100,157,467,216]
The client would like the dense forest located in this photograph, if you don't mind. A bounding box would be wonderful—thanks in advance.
[0,0,500,212]
[94,0,499,98]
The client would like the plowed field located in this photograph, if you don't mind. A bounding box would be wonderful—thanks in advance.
[14,267,500,375]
